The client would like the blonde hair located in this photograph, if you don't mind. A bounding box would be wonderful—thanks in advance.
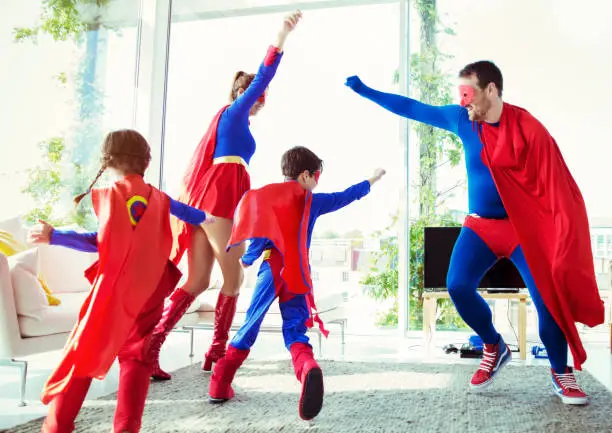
[74,129,151,205]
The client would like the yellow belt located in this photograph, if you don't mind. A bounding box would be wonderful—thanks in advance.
[213,155,248,170]
[262,249,272,261]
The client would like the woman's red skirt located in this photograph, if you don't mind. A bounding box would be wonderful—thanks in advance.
[195,162,250,219]
[171,161,250,264]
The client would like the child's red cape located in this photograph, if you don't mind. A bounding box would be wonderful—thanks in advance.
[227,182,328,336]
[479,103,604,370]
[41,176,181,404]
[229,182,313,294]
[171,105,229,264]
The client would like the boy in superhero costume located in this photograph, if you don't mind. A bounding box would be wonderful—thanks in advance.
[345,61,603,405]
[27,130,214,433]
[207,146,385,420]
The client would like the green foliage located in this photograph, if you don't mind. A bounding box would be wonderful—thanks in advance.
[13,0,109,43]
[362,218,399,326]
[54,72,68,85]
[21,137,98,230]
[21,138,65,224]
[16,0,107,231]
[363,0,469,330]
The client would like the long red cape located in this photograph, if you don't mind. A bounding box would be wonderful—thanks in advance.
[41,176,180,404]
[171,105,229,264]
[228,182,329,336]
[479,103,604,370]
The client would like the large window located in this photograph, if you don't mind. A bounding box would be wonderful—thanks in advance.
[414,0,612,334]
[164,2,403,330]
[1,0,141,230]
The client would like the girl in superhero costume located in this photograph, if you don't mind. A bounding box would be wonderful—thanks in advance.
[145,10,304,381]
[207,146,386,420]
[345,60,603,405]
[27,130,214,433]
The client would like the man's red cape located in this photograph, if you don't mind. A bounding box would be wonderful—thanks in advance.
[479,103,604,370]
[41,176,181,404]
[227,182,329,336]
[171,105,229,264]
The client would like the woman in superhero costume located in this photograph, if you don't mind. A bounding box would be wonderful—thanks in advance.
[145,10,304,380]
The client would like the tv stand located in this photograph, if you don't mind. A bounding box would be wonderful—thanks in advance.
[486,288,520,294]
[422,291,529,359]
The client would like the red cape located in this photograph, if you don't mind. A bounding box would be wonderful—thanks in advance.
[229,182,313,295]
[227,182,329,336]
[171,105,229,264]
[479,103,604,370]
[41,176,180,404]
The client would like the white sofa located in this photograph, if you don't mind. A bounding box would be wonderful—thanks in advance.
[0,216,98,406]
[0,217,349,406]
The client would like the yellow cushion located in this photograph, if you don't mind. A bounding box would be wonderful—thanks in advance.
[0,230,61,306]
[38,273,61,306]
[0,230,24,256]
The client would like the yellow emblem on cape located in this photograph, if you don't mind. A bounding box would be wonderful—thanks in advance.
[126,195,149,226]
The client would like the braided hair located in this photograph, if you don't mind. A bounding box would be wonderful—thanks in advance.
[74,129,152,206]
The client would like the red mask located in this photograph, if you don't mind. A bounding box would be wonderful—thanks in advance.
[314,170,321,183]
[459,85,474,107]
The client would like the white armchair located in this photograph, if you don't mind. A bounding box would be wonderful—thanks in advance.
[0,217,96,406]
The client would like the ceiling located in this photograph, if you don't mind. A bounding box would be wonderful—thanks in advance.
[101,0,397,26]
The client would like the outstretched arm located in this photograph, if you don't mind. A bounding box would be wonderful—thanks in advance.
[313,169,386,216]
[345,76,461,134]
[169,197,215,228]
[226,11,302,118]
[313,181,370,216]
[51,230,98,252]
[26,219,98,252]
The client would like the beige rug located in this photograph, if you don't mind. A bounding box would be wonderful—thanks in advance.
[5,360,612,432]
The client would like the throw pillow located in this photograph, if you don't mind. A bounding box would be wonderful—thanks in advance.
[8,248,50,320]
[0,229,61,306]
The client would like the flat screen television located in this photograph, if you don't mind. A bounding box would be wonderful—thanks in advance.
[423,227,525,291]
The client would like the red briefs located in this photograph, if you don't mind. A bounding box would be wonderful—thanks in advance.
[463,214,519,259]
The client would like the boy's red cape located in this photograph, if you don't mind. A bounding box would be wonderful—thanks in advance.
[227,182,328,336]
[479,103,604,370]
[41,176,181,404]
[171,106,229,264]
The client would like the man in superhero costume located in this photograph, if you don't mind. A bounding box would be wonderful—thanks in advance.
[27,130,213,433]
[345,61,604,405]
[207,146,386,420]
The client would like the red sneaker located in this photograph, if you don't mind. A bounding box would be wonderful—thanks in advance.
[551,367,588,405]
[470,339,512,390]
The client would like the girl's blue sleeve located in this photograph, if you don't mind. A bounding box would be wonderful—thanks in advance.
[169,197,207,225]
[50,230,98,253]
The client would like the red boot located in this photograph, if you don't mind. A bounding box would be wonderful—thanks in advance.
[145,288,195,380]
[202,293,238,371]
[208,345,250,403]
[290,342,324,421]
[42,377,92,433]
[114,360,151,433]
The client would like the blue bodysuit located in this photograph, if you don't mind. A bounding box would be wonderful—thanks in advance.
[348,79,568,373]
[230,180,371,352]
[214,47,283,165]
[50,196,207,251]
